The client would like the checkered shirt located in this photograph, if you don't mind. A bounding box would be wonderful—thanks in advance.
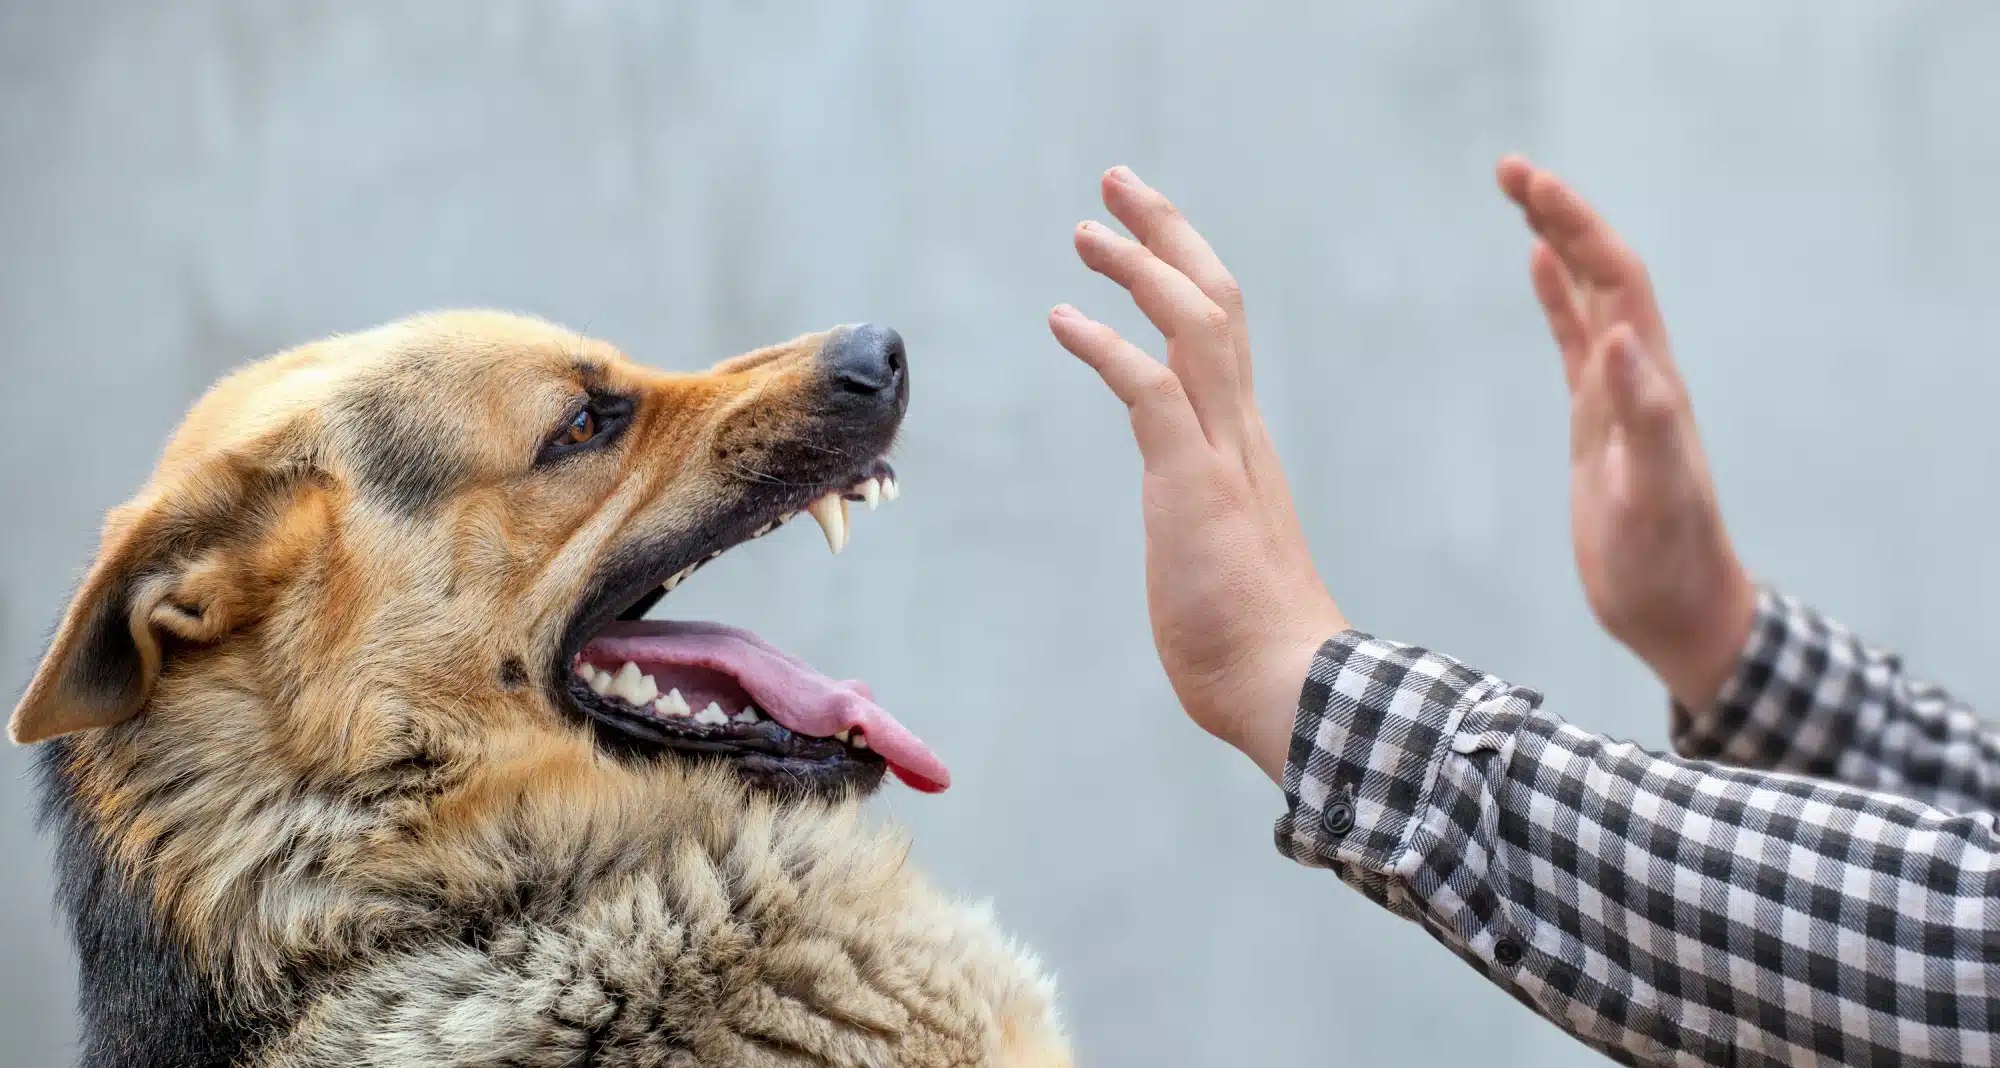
[1274,587,2000,1066]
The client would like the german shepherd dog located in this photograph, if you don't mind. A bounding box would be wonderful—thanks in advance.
[12,313,1072,1067]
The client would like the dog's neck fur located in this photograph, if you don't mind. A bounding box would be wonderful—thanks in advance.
[37,736,258,1067]
[39,684,1067,1068]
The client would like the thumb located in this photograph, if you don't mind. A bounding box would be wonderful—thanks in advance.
[1601,324,1681,448]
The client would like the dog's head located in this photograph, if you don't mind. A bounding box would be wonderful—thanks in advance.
[10,311,947,798]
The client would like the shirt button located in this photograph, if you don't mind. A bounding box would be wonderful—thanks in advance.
[1320,799,1355,837]
[1494,938,1524,967]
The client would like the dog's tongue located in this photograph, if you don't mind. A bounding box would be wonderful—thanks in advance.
[583,620,948,792]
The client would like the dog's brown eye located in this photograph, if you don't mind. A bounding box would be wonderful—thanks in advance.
[536,394,632,466]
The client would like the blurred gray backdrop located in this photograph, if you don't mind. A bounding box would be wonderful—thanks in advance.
[7,2,2000,1065]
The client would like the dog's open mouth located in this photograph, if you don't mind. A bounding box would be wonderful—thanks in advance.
[559,461,948,796]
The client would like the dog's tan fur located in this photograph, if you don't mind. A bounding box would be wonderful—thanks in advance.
[15,312,1071,1067]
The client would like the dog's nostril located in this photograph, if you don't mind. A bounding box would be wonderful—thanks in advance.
[828,324,905,396]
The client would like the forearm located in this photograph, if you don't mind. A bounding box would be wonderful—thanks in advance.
[1673,587,2000,813]
[1277,631,2000,1068]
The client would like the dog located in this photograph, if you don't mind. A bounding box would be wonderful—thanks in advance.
[11,312,1072,1067]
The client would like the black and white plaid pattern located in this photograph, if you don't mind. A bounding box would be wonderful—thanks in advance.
[1672,588,2000,815]
[1274,591,2000,1067]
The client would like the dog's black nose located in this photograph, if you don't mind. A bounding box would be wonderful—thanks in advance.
[825,324,906,397]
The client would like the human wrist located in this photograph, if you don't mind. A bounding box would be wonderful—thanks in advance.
[1214,625,1343,786]
[1649,566,1758,711]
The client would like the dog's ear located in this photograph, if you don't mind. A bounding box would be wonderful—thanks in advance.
[10,454,318,745]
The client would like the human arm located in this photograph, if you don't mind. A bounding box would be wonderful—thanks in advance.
[1278,627,2000,1066]
[1049,165,2000,1066]
[1496,156,2000,812]
[1673,586,2000,813]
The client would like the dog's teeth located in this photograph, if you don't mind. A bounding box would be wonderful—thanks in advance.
[695,702,729,727]
[657,689,691,718]
[732,705,761,724]
[834,729,852,743]
[664,570,684,592]
[851,732,868,749]
[806,492,848,554]
[882,476,900,501]
[860,478,881,510]
[587,666,614,695]
[608,662,652,704]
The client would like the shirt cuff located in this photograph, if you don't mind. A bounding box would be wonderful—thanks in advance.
[1667,586,1874,772]
[1273,631,1504,877]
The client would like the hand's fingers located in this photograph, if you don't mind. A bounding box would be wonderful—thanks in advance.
[1498,154,1565,239]
[1570,326,1621,463]
[1048,304,1208,468]
[1496,154,1536,215]
[1521,170,1655,322]
[1530,241,1589,390]
[1074,221,1243,447]
[1600,324,1679,446]
[1098,167,1255,393]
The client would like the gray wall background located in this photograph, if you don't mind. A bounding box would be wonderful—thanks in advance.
[5,2,1999,1064]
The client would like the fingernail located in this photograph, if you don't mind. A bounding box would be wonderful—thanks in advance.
[1077,220,1103,236]
[1107,165,1138,187]
[1051,303,1079,320]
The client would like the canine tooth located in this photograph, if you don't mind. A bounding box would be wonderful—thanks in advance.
[664,571,683,592]
[834,729,852,743]
[882,476,900,501]
[732,705,761,724]
[587,666,614,695]
[861,478,881,509]
[657,689,691,717]
[806,493,848,553]
[695,702,729,726]
[606,662,649,704]
[851,732,868,750]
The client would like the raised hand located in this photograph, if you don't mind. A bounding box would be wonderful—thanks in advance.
[1496,156,1756,709]
[1049,167,1345,783]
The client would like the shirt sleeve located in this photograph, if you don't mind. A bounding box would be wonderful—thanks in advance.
[1274,631,2000,1067]
[1669,586,2000,814]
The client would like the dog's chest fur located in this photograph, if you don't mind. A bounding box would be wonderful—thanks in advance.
[39,736,1067,1068]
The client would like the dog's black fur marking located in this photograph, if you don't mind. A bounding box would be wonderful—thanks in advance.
[334,379,470,517]
[65,578,142,707]
[34,738,268,1068]
[498,656,529,690]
